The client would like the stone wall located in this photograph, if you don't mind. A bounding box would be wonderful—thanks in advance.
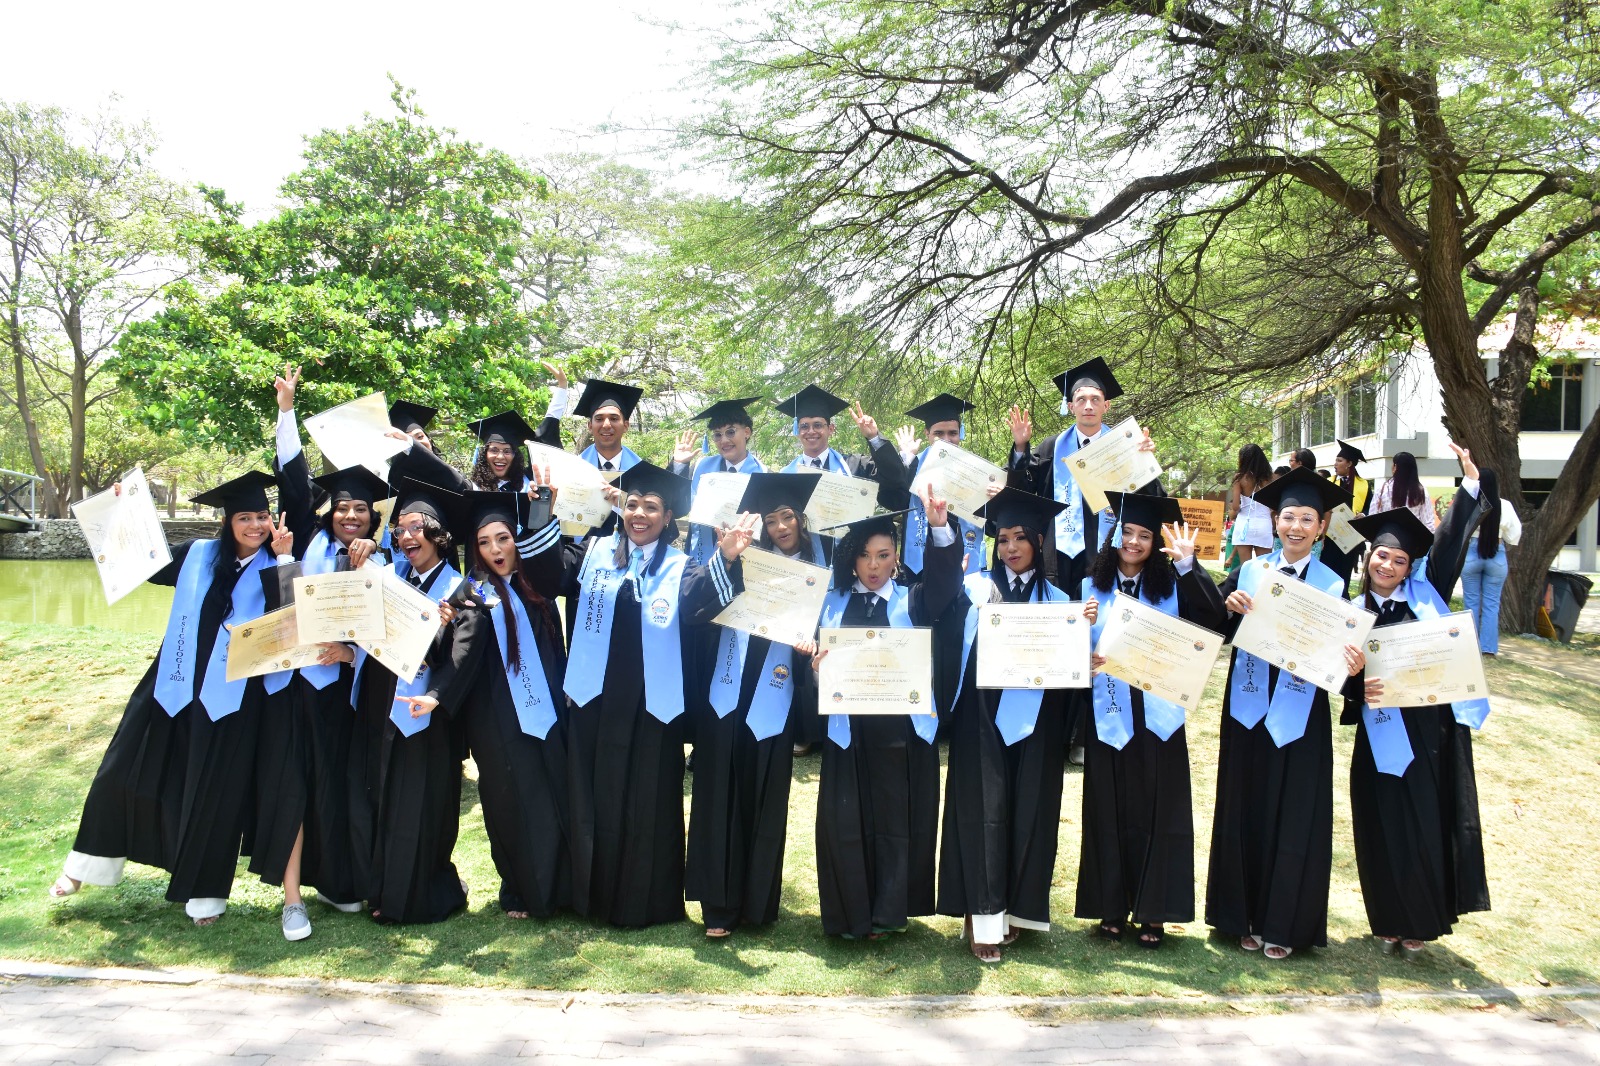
[0,518,220,560]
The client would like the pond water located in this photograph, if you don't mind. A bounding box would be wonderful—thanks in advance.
[0,559,174,635]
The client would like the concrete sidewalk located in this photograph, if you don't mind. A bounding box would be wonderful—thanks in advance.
[2,965,1598,1065]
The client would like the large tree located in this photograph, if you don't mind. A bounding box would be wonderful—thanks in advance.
[698,0,1600,631]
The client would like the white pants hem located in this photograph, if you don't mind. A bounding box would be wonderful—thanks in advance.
[63,852,125,887]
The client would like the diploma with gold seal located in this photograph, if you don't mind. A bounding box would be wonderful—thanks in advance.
[226,604,325,681]
[526,440,614,532]
[71,465,172,605]
[712,548,831,647]
[1323,503,1366,553]
[818,626,934,715]
[1363,611,1489,707]
[685,472,751,529]
[303,392,410,479]
[1094,592,1225,711]
[354,569,444,683]
[1233,576,1376,694]
[907,442,1006,523]
[803,471,878,530]
[975,602,1092,689]
[293,569,385,644]
[1070,417,1162,513]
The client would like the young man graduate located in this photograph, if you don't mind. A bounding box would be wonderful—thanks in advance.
[774,384,909,509]
[670,396,767,567]
[896,392,986,579]
[1318,439,1374,591]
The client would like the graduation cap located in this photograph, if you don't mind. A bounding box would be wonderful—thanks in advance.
[692,396,762,428]
[1103,491,1184,542]
[774,384,850,425]
[737,471,821,518]
[905,393,975,436]
[1351,507,1434,559]
[615,460,692,515]
[1052,357,1123,410]
[312,466,390,507]
[815,510,908,538]
[1335,439,1367,466]
[1253,466,1351,514]
[388,400,436,435]
[392,477,460,525]
[573,378,644,421]
[466,411,539,449]
[456,490,522,544]
[191,470,276,513]
[976,487,1068,534]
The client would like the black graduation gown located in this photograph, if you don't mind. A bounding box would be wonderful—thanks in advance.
[349,566,481,924]
[1205,560,1352,950]
[562,541,733,928]
[1317,475,1373,590]
[817,538,962,937]
[935,573,1069,929]
[1344,486,1491,940]
[70,539,267,905]
[463,527,572,917]
[1075,566,1226,926]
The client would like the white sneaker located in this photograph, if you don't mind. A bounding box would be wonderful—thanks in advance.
[281,902,312,941]
[320,896,364,914]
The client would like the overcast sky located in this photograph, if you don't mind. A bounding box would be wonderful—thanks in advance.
[1,0,734,213]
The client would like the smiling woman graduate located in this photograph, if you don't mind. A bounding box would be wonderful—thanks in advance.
[51,470,282,927]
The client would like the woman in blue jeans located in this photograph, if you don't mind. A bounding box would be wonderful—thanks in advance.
[1458,467,1521,655]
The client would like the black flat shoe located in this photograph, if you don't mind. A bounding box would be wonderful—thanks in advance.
[1096,921,1124,942]
[1137,924,1164,949]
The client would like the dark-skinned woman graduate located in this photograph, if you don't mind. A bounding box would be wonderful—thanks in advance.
[51,470,282,927]
[560,461,754,928]
[687,472,824,938]
[808,484,963,940]
[1078,492,1226,951]
[936,487,1081,963]
[1344,441,1493,960]
[458,483,573,920]
[1206,466,1365,960]
[348,476,481,924]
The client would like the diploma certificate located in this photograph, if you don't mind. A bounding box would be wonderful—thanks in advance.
[71,466,172,605]
[804,471,879,530]
[226,605,325,681]
[1363,611,1489,708]
[1233,575,1376,694]
[685,471,751,529]
[354,570,443,683]
[526,440,614,531]
[974,602,1092,689]
[294,569,386,644]
[1324,504,1366,553]
[907,442,1006,523]
[818,626,935,716]
[712,548,831,647]
[1095,592,1225,711]
[303,392,410,479]
[1070,418,1163,513]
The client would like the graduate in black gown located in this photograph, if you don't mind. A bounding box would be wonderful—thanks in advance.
[348,478,480,924]
[1077,493,1226,949]
[458,487,572,919]
[1206,467,1363,959]
[809,489,962,939]
[1343,441,1492,958]
[52,471,281,926]
[937,488,1078,962]
[687,472,824,937]
[1318,440,1375,592]
[561,461,748,928]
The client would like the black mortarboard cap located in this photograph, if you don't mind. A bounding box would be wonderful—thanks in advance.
[976,487,1069,534]
[191,470,276,513]
[1335,438,1367,465]
[822,511,906,586]
[466,411,539,448]
[1253,466,1352,514]
[1053,357,1123,402]
[905,393,975,428]
[393,477,460,525]
[573,378,644,421]
[457,490,522,544]
[1102,491,1183,534]
[616,460,692,515]
[773,384,850,422]
[1351,507,1434,559]
[388,400,437,435]
[312,465,390,507]
[737,472,822,517]
[692,396,762,427]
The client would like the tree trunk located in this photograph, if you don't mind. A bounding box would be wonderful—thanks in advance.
[66,301,87,511]
[7,306,61,517]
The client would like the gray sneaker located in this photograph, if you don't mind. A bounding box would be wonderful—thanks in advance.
[281,902,312,942]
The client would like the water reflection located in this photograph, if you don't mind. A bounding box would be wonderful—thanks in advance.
[0,559,174,635]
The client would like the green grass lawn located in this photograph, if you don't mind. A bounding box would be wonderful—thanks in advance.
[2,618,1598,999]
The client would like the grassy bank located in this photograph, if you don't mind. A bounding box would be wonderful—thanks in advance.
[2,618,1598,999]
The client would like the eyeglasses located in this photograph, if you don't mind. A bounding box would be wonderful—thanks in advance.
[396,522,431,537]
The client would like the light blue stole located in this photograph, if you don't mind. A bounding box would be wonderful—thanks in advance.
[709,627,797,741]
[491,588,559,739]
[685,451,765,566]
[292,529,344,691]
[783,448,848,474]
[905,448,983,576]
[954,571,1076,745]
[1361,574,1492,776]
[348,560,464,737]
[154,540,271,721]
[563,534,688,724]
[1082,575,1185,749]
[818,583,936,749]
[1228,551,1345,747]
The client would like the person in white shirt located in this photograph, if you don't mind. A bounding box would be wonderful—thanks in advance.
[1458,464,1520,655]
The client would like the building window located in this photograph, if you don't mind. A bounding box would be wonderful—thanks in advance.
[1521,361,1585,431]
[1307,392,1337,446]
[1518,478,1579,546]
[1275,410,1299,455]
[1345,373,1379,438]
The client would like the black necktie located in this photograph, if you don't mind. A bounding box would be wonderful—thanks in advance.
[1280,565,1299,578]
[1120,579,1137,596]
[408,573,423,589]
[725,462,737,474]
[860,591,880,618]
[336,547,349,558]
[1082,438,1093,450]
[1012,577,1024,598]
[601,460,615,472]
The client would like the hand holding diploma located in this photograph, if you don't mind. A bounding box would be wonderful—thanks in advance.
[72,467,173,605]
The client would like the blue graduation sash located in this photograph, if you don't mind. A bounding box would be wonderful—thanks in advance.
[563,534,688,724]
[685,452,765,566]
[154,540,271,721]
[1051,430,1113,558]
[491,588,559,739]
[905,448,983,576]
[1227,552,1345,747]
[1081,576,1185,748]
[818,583,934,748]
[348,560,464,736]
[953,571,1078,744]
[708,626,797,741]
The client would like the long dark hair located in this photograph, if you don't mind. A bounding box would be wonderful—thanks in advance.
[1233,444,1273,491]
[1090,525,1176,603]
[756,507,816,560]
[1389,451,1425,508]
[468,535,558,675]
[469,447,527,491]
[1476,467,1502,559]
[318,501,377,541]
[988,527,1044,594]
[611,497,680,571]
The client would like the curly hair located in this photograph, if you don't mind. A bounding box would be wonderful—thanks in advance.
[1090,524,1176,603]
[831,515,902,589]
[469,447,526,492]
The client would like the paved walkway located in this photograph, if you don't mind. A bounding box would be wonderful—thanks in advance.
[3,964,1599,1064]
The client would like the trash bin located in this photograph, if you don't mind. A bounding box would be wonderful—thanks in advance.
[1543,570,1593,644]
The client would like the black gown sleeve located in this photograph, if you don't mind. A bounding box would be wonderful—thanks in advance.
[1424,486,1489,604]
[532,415,562,450]
[848,438,910,510]
[1007,433,1056,496]
[423,584,490,713]
[678,552,746,625]
[1176,564,1227,634]
[276,449,318,559]
[1215,565,1246,642]
[390,439,473,495]
[908,536,963,625]
[515,517,567,600]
